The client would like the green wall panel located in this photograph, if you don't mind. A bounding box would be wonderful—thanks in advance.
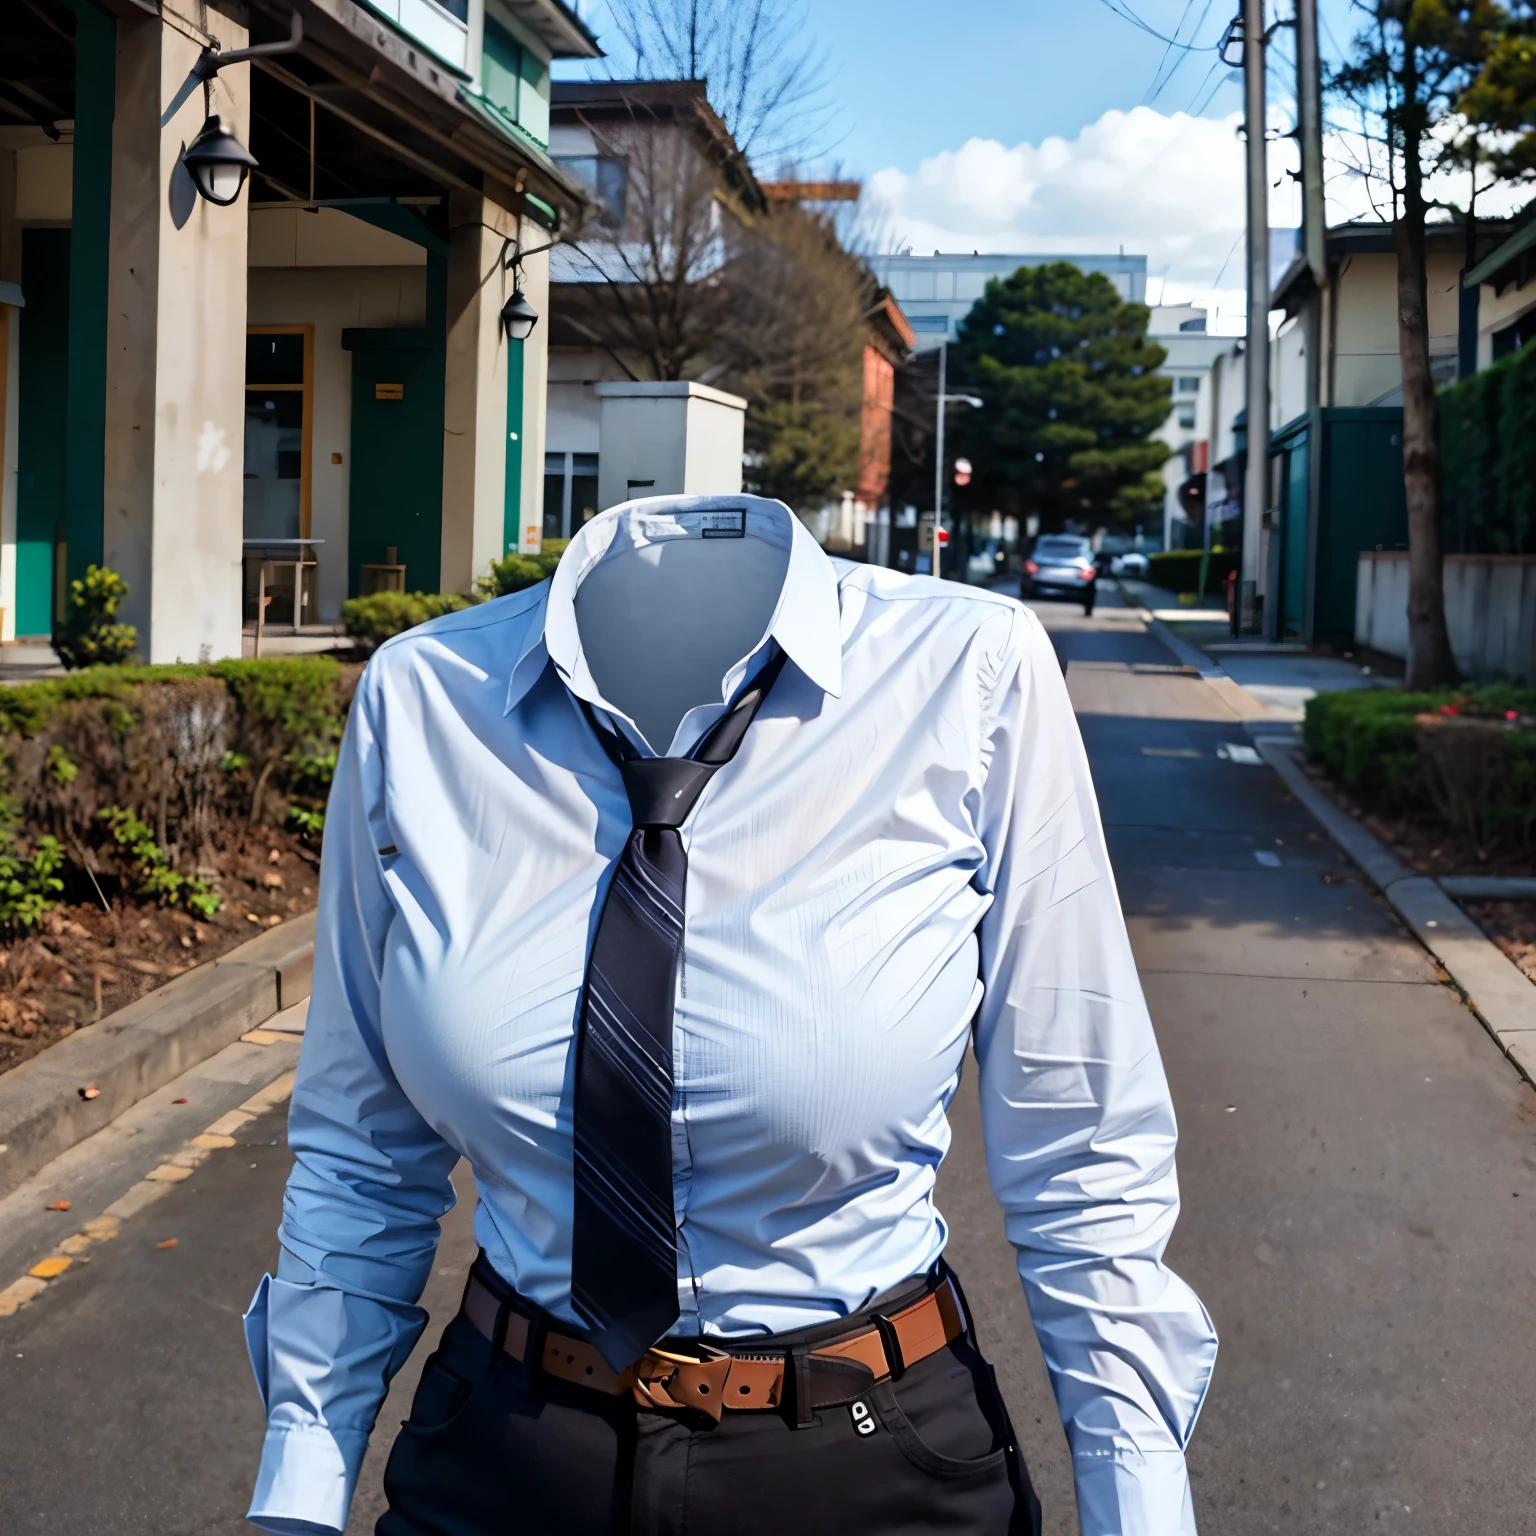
[64,0,114,584]
[504,337,525,554]
[16,230,72,637]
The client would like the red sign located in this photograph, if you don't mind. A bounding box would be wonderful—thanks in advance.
[936,527,950,547]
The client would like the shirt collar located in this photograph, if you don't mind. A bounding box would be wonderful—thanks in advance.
[505,494,842,717]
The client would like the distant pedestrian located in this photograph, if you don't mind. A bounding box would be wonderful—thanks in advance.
[244,495,1215,1536]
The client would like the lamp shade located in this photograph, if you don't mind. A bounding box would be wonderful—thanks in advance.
[500,287,539,341]
[182,115,258,207]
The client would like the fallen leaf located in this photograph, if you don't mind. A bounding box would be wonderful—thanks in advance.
[45,1200,71,1212]
[262,871,285,889]
[246,913,261,925]
[266,914,282,926]
[155,1238,179,1250]
[172,1097,188,1105]
[79,1086,100,1100]
[268,848,282,865]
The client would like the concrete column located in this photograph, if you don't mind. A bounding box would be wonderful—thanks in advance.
[440,193,515,592]
[102,9,250,664]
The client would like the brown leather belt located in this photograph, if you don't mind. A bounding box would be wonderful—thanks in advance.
[461,1272,967,1423]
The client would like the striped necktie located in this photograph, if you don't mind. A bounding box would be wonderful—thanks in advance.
[570,650,788,1370]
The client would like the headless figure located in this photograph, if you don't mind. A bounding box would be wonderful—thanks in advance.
[573,523,791,755]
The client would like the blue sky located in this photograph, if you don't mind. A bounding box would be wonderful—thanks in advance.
[554,2,1387,327]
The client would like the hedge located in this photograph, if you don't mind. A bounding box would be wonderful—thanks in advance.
[1145,549,1239,595]
[0,657,356,928]
[1439,339,1536,554]
[1303,683,1536,850]
[341,540,571,655]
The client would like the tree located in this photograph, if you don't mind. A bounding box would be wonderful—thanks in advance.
[949,264,1171,533]
[602,0,835,164]
[1460,2,1536,182]
[719,202,870,510]
[1332,1,1509,688]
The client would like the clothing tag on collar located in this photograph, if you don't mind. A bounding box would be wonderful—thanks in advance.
[700,510,745,539]
[639,516,691,540]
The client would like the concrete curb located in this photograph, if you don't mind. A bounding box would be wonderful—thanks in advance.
[1255,738,1536,1085]
[1116,580,1286,724]
[0,910,316,1201]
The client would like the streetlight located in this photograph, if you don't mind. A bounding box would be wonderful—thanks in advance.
[932,337,983,578]
[500,288,540,341]
[162,13,304,209]
[182,115,258,206]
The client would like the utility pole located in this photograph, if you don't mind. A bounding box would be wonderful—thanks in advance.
[1240,0,1270,635]
[933,340,947,580]
[1297,0,1326,642]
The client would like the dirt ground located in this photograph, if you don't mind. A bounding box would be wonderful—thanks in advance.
[1466,900,1536,986]
[0,832,321,1077]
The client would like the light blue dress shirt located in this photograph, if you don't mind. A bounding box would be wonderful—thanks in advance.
[245,496,1216,1536]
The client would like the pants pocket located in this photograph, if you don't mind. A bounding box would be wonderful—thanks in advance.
[397,1315,498,1440]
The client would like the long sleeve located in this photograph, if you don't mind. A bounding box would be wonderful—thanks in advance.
[245,667,460,1536]
[971,605,1217,1535]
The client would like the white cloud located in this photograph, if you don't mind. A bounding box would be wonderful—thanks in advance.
[867,107,1256,290]
[866,105,1533,339]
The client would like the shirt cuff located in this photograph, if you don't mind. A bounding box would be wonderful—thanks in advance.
[247,1422,371,1536]
[1073,1448,1198,1536]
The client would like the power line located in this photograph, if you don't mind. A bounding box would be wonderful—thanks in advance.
[1146,0,1201,102]
[1092,0,1219,50]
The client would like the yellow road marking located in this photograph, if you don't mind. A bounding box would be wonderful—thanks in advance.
[1,1066,298,1318]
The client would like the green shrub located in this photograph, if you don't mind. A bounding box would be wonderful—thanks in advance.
[0,656,355,924]
[1144,549,1239,595]
[1439,339,1536,553]
[1304,684,1536,845]
[99,805,220,918]
[0,827,65,929]
[340,592,476,655]
[55,564,138,670]
[477,539,568,599]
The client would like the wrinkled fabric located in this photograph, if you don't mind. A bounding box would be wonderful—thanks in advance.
[247,495,1216,1536]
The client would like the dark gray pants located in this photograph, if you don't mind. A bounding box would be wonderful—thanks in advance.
[378,1265,1040,1536]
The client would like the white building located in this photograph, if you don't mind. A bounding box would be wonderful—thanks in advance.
[1148,304,1229,550]
[866,250,1148,351]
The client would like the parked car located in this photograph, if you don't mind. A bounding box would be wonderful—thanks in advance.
[1111,551,1149,577]
[1023,535,1098,615]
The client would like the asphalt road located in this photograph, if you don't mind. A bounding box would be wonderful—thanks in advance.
[2,587,1534,1535]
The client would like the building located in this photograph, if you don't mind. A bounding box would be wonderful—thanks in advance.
[865,249,1148,351]
[0,0,597,658]
[542,80,912,553]
[1464,202,1536,364]
[1147,304,1227,550]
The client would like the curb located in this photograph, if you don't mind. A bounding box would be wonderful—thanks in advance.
[0,911,316,1201]
[1255,738,1536,1086]
[1115,581,1281,723]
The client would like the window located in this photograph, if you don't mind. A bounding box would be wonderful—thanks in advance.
[571,453,599,526]
[244,326,313,624]
[908,315,950,334]
[1492,312,1536,360]
[1176,375,1201,394]
[1177,407,1196,430]
[543,452,566,542]
[955,273,987,300]
[556,156,627,230]
[544,451,601,539]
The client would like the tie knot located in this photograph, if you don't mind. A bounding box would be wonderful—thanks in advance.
[620,757,719,829]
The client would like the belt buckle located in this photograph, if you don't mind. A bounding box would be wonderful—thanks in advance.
[633,1343,732,1421]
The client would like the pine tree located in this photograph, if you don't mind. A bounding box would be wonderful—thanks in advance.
[950,263,1171,532]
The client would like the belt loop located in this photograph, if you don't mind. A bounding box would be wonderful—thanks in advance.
[873,1314,906,1381]
[788,1345,814,1428]
[522,1310,549,1394]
